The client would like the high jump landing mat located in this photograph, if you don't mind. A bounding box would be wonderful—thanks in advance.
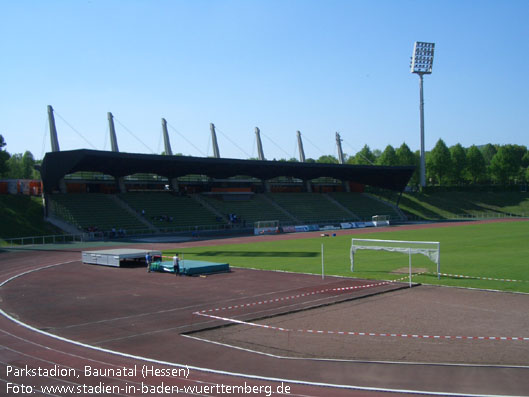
[153,259,230,276]
[180,259,230,276]
[82,248,162,267]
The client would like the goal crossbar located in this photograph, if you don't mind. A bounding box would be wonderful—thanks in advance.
[351,238,440,279]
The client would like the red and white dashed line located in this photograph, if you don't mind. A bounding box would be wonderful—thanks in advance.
[197,281,392,314]
[194,278,529,343]
[194,311,529,342]
[426,272,529,283]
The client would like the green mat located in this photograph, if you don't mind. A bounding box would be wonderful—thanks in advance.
[150,260,229,276]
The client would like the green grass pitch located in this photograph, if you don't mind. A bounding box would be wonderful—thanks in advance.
[165,221,529,293]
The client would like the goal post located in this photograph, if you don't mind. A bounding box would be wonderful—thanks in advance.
[254,220,280,235]
[372,215,390,227]
[350,238,440,281]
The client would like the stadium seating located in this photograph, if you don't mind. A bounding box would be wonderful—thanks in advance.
[266,193,353,223]
[47,191,404,235]
[48,194,149,233]
[199,193,295,225]
[328,192,404,221]
[118,192,224,230]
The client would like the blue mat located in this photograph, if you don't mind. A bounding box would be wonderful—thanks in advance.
[181,259,230,275]
[153,260,230,276]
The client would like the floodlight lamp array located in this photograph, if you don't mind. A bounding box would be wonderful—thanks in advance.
[410,41,435,74]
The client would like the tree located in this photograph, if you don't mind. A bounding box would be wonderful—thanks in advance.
[348,145,376,165]
[480,144,497,165]
[316,155,339,164]
[466,145,486,184]
[396,143,419,186]
[21,151,36,179]
[0,134,10,176]
[427,139,452,185]
[5,151,39,179]
[7,153,23,178]
[521,151,529,168]
[377,145,398,166]
[449,143,467,184]
[490,145,524,184]
[396,143,415,165]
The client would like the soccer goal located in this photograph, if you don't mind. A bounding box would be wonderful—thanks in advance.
[371,215,390,227]
[254,220,280,235]
[350,238,440,285]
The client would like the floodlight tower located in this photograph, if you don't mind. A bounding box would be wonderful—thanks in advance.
[410,41,435,187]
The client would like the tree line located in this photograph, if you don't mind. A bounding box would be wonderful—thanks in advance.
[269,139,529,187]
[0,135,40,180]
[1,134,527,186]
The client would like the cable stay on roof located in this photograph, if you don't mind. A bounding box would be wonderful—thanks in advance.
[206,131,211,157]
[103,123,109,151]
[40,116,48,159]
[54,110,98,150]
[215,127,252,159]
[298,131,327,158]
[157,127,163,155]
[260,129,291,159]
[342,138,375,165]
[113,117,155,154]
[166,122,207,157]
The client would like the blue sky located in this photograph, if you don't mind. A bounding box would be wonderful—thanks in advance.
[1,0,528,160]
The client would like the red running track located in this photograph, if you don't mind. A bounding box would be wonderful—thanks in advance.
[1,221,529,396]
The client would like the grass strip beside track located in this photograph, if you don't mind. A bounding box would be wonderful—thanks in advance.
[165,221,529,293]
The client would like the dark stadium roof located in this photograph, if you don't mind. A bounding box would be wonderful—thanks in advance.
[39,149,415,192]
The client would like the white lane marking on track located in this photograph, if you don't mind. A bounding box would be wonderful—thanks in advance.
[2,259,528,397]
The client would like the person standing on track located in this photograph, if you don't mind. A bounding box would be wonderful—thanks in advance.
[146,252,152,273]
[173,254,180,276]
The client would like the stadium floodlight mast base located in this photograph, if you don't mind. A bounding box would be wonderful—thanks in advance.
[410,41,435,188]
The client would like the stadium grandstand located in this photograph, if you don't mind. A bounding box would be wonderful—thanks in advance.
[35,106,415,238]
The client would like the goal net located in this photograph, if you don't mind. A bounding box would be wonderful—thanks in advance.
[371,215,390,227]
[350,238,440,282]
[254,220,280,235]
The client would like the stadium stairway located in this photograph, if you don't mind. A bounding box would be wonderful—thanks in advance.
[190,194,229,223]
[322,194,360,221]
[327,192,404,221]
[47,194,152,234]
[259,194,300,224]
[45,213,84,235]
[363,193,408,221]
[118,192,225,230]
[265,193,353,224]
[111,195,160,233]
[199,193,298,226]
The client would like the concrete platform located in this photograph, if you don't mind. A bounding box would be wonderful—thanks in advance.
[82,248,161,267]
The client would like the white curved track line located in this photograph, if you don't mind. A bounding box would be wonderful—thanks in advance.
[195,310,529,344]
[182,334,529,369]
[0,328,265,396]
[0,261,523,397]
